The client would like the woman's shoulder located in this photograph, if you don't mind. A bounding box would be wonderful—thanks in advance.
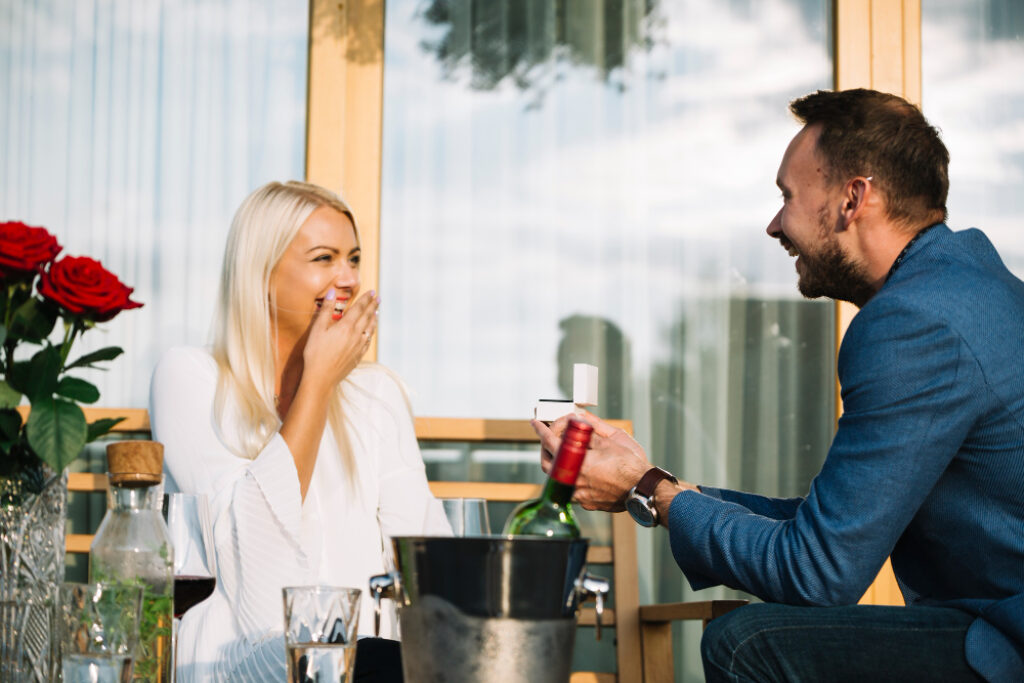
[152,346,218,385]
[149,347,220,442]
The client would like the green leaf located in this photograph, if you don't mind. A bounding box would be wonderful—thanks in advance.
[56,376,101,404]
[7,360,31,396]
[18,346,63,402]
[0,322,6,346]
[8,297,58,343]
[0,379,21,409]
[66,346,124,370]
[0,408,22,450]
[87,416,126,442]
[7,346,62,401]
[26,397,87,471]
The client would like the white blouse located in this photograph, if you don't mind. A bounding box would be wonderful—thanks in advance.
[149,346,450,682]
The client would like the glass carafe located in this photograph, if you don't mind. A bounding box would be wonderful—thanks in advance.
[89,441,174,683]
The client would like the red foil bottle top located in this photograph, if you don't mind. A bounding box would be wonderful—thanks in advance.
[550,418,594,486]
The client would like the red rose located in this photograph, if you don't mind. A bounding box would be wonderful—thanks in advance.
[38,256,144,322]
[0,221,62,279]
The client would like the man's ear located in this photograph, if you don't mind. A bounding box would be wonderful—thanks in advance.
[839,176,873,225]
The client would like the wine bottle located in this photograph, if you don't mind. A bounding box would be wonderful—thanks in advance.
[503,418,594,538]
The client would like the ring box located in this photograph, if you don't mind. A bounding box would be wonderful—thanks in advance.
[534,363,599,422]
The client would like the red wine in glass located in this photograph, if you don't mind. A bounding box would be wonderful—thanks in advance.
[163,492,218,619]
[174,575,216,618]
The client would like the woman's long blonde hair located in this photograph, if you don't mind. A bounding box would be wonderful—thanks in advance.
[211,180,357,478]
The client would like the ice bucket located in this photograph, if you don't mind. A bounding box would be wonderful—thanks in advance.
[369,536,609,683]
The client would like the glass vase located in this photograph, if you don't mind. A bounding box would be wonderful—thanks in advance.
[0,466,67,682]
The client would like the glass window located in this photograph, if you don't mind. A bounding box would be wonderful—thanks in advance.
[923,0,1024,275]
[379,1,833,678]
[1,0,308,583]
[0,0,309,406]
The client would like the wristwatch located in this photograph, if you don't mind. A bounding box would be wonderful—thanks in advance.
[626,467,678,527]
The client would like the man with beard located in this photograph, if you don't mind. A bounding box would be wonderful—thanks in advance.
[533,89,1024,682]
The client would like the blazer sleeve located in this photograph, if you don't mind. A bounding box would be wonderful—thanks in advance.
[667,298,982,605]
[699,486,805,521]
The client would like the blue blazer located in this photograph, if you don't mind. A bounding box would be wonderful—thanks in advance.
[667,225,1024,681]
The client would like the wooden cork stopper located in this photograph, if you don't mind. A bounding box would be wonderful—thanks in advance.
[106,441,164,488]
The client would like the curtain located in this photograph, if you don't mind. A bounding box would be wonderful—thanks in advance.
[0,0,308,407]
[1,0,308,582]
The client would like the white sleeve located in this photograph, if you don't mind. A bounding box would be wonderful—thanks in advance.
[358,369,452,537]
[217,634,288,682]
[224,433,310,640]
[149,347,309,673]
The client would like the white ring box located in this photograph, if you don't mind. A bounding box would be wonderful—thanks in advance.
[534,364,599,422]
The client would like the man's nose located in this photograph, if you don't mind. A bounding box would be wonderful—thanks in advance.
[766,208,783,238]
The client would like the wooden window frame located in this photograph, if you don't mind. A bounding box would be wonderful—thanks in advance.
[306,0,386,361]
[834,0,920,606]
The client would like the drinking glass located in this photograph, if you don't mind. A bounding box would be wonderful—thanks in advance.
[282,586,361,683]
[441,497,491,536]
[61,581,143,683]
[162,493,217,618]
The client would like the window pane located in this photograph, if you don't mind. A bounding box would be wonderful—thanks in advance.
[380,7,833,675]
[380,0,833,488]
[0,0,308,406]
[923,0,1024,274]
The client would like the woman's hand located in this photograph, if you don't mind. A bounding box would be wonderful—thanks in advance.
[531,412,651,512]
[301,287,379,393]
[280,287,378,500]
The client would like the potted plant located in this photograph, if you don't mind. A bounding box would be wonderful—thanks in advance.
[0,220,143,682]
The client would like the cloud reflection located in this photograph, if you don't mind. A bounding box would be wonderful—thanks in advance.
[379,0,833,417]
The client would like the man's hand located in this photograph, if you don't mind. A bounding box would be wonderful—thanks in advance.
[531,412,650,512]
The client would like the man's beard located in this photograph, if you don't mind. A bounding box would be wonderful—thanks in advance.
[787,208,876,307]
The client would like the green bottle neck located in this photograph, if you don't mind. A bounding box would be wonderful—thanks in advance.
[540,477,575,506]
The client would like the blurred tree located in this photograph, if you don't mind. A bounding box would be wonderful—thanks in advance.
[418,0,662,96]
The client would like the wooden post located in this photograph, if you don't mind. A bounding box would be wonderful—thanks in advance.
[834,0,921,607]
[306,0,385,361]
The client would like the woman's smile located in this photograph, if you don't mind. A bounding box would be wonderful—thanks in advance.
[314,295,351,311]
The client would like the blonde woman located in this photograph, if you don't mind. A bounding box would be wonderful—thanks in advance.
[150,181,449,681]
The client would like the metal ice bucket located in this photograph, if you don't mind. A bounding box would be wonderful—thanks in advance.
[369,536,609,683]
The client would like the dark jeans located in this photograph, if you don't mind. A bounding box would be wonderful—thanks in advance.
[702,602,985,683]
[354,637,404,682]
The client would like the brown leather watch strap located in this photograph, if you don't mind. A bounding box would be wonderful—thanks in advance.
[635,466,678,497]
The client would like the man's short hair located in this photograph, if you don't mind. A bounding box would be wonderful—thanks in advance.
[790,89,949,229]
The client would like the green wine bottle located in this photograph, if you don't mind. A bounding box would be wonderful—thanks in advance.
[503,418,594,538]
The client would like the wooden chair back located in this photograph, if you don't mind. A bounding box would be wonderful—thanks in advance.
[67,408,640,683]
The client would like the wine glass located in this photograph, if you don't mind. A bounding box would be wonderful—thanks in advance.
[440,498,491,536]
[162,493,217,619]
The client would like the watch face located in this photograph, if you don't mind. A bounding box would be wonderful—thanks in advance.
[626,496,657,528]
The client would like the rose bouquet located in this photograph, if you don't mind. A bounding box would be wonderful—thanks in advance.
[0,220,143,491]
